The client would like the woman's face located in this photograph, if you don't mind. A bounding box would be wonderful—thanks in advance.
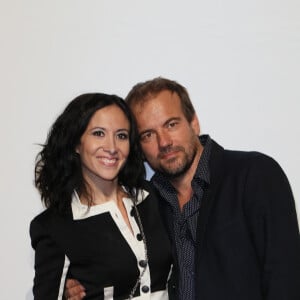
[76,105,130,185]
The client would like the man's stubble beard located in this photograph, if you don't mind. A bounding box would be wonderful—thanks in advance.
[157,142,199,179]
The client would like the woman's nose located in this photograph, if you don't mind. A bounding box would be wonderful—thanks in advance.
[102,136,117,154]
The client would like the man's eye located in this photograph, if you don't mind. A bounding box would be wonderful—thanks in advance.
[92,130,104,137]
[168,121,178,128]
[140,132,153,141]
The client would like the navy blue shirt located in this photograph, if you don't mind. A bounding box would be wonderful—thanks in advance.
[151,135,212,300]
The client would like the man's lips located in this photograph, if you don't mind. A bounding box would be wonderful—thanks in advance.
[158,147,182,160]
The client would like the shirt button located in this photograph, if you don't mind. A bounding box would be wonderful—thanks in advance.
[139,260,147,268]
[141,285,150,293]
[136,233,142,241]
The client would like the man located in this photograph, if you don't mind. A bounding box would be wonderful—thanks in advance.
[65,77,300,299]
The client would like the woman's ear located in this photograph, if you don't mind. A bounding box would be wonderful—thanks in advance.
[75,146,80,155]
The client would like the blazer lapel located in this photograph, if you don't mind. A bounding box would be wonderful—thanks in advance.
[195,140,226,266]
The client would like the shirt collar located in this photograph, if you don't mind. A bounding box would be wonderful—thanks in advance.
[195,134,211,184]
[71,187,149,220]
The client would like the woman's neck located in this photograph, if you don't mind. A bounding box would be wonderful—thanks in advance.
[81,172,120,205]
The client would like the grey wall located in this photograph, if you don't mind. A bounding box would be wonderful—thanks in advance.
[0,1,299,299]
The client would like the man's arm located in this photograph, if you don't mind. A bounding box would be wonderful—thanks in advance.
[64,279,86,299]
[245,154,300,299]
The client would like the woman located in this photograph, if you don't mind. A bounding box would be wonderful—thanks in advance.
[30,93,172,299]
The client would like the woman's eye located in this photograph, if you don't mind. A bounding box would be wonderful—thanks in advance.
[118,133,129,140]
[92,130,104,137]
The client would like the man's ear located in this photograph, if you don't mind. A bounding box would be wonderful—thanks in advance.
[191,114,200,135]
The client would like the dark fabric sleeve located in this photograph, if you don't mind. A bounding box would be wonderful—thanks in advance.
[30,216,67,300]
[244,154,300,300]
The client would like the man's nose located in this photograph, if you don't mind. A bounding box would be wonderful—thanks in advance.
[157,130,172,149]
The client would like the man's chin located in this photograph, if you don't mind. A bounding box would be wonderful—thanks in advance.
[159,164,187,179]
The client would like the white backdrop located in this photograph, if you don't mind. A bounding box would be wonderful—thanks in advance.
[0,1,299,299]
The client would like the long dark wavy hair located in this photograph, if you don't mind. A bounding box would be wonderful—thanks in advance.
[35,93,146,213]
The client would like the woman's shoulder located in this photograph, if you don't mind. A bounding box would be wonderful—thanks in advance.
[31,207,55,225]
[140,180,156,194]
[30,205,71,231]
[30,208,55,248]
[135,180,161,209]
[30,205,73,247]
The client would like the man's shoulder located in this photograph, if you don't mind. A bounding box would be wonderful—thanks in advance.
[223,148,277,166]
[219,148,287,181]
[224,148,268,160]
[210,139,274,163]
[210,139,282,174]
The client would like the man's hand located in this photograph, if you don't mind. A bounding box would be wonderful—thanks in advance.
[64,279,86,299]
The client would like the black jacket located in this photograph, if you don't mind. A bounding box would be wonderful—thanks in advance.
[159,139,300,300]
[30,181,172,299]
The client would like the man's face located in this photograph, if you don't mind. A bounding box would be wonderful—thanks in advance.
[130,90,201,178]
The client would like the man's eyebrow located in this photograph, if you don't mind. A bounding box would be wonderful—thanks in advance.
[139,128,154,137]
[163,117,181,126]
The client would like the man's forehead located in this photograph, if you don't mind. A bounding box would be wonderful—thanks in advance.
[130,91,160,108]
[132,95,183,128]
[130,90,178,111]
